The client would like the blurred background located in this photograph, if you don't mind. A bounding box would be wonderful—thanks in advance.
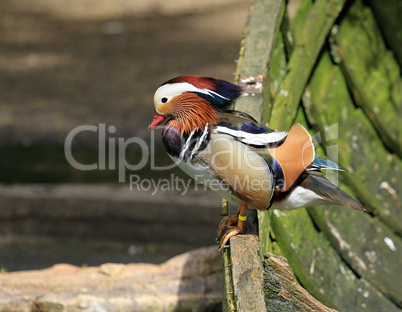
[0,0,252,271]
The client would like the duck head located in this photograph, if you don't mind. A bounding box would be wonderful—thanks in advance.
[148,75,242,134]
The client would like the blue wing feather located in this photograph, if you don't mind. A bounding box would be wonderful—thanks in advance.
[310,157,347,172]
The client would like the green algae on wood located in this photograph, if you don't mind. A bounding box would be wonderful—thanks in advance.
[222,245,236,312]
[309,206,402,308]
[261,2,287,123]
[367,0,402,67]
[331,0,402,157]
[263,253,337,312]
[303,52,402,235]
[269,207,399,312]
[229,0,402,310]
[268,0,346,130]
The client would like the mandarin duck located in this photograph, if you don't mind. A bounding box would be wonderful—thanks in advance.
[148,75,367,249]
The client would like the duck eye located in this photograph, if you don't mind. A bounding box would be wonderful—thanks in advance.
[161,97,168,104]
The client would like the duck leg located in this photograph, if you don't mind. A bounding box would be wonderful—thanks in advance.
[216,202,248,250]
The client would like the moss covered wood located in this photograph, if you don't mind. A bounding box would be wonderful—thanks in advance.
[331,0,402,158]
[263,253,338,312]
[226,0,402,311]
[266,0,347,130]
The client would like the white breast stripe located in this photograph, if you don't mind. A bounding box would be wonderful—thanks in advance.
[214,126,287,146]
[179,129,197,160]
[190,124,209,159]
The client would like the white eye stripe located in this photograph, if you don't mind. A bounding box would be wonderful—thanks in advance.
[153,82,228,108]
[154,82,197,105]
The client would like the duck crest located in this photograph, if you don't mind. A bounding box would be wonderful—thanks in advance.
[165,75,242,109]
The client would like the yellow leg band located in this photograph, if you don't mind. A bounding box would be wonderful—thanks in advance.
[238,214,247,221]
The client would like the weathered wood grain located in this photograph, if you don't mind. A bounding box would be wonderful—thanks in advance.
[263,252,337,312]
[230,235,266,311]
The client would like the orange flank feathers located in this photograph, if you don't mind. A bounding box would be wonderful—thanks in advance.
[269,124,315,191]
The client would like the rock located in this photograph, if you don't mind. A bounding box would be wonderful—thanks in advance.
[99,263,125,277]
[0,184,222,269]
[0,246,222,312]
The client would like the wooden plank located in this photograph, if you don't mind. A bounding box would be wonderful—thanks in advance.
[222,244,236,312]
[259,2,373,310]
[235,0,284,78]
[230,235,266,311]
[331,0,402,157]
[234,0,285,121]
[288,0,313,42]
[261,2,287,124]
[222,1,285,310]
[230,0,285,257]
[263,253,337,312]
[270,208,334,307]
